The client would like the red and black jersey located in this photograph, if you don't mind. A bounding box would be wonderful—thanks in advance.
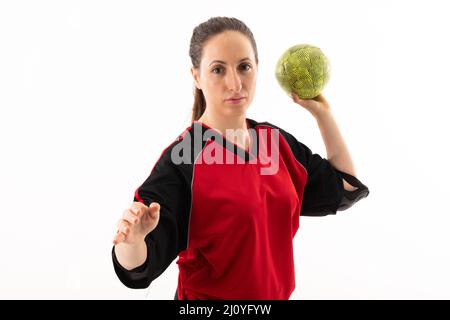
[112,118,369,299]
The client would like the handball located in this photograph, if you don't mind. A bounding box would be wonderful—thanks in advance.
[275,44,330,99]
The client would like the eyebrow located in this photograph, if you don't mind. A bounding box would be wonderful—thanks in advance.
[209,57,251,66]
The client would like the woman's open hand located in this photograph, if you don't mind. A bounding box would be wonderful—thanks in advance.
[113,201,160,246]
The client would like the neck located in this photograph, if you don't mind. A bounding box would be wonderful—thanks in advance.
[198,112,247,133]
[197,112,249,150]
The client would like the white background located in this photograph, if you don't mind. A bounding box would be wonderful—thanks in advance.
[1,0,449,299]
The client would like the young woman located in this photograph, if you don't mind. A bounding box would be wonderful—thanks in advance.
[111,16,369,300]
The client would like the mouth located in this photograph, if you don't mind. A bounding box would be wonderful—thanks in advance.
[225,97,246,102]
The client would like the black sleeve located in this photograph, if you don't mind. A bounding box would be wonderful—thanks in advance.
[279,128,370,217]
[111,144,191,289]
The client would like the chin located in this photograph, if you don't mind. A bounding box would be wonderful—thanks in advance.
[223,105,249,117]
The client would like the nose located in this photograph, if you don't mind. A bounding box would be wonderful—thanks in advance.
[225,69,242,93]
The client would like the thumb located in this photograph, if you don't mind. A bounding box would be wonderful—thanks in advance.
[148,202,161,218]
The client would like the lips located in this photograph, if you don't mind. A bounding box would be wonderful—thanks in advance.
[226,97,245,101]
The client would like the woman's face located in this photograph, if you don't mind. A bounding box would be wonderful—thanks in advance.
[191,30,258,118]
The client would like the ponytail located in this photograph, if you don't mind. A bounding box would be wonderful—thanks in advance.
[192,87,206,122]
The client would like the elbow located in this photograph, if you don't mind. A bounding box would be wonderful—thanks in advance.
[337,184,370,211]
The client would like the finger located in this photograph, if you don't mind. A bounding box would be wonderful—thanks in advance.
[118,223,130,236]
[291,93,303,104]
[313,94,327,103]
[113,232,126,245]
[116,213,133,228]
[130,202,147,218]
[148,202,161,219]
[123,210,139,225]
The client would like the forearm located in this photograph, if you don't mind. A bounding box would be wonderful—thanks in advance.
[314,110,357,191]
[114,240,148,270]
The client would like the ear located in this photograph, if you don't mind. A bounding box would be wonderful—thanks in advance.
[191,66,201,90]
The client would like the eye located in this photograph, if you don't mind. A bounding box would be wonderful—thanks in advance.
[212,66,223,74]
[240,63,252,71]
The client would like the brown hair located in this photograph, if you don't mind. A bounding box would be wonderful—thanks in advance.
[189,17,259,122]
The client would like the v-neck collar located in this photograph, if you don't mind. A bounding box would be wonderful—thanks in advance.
[193,118,258,162]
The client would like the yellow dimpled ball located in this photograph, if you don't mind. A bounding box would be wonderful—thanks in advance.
[275,44,330,99]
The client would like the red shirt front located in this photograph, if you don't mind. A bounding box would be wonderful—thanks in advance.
[112,118,369,299]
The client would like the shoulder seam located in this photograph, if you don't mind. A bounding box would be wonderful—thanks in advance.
[254,121,309,175]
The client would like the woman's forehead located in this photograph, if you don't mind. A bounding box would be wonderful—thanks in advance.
[202,31,254,64]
